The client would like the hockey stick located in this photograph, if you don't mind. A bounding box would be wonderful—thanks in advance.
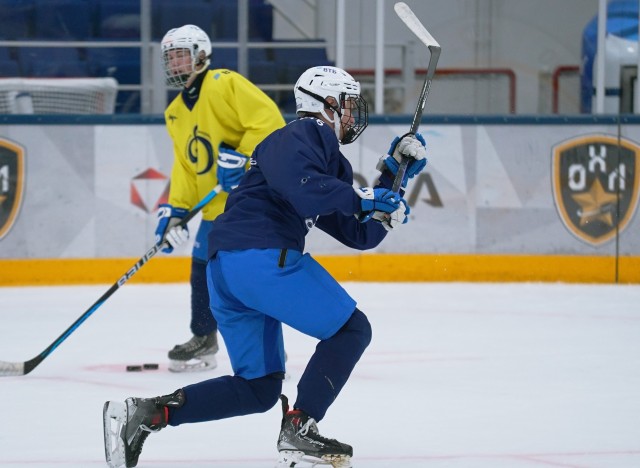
[391,2,441,192]
[0,184,223,377]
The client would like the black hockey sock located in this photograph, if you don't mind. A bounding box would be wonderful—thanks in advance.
[167,373,282,425]
[294,308,372,421]
[190,259,217,336]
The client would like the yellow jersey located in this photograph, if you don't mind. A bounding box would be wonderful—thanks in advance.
[164,68,285,220]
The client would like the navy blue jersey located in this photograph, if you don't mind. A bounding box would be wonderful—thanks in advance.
[208,117,390,257]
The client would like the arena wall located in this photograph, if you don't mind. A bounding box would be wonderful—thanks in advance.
[1,115,638,284]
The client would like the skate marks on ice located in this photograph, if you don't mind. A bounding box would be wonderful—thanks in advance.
[0,282,639,467]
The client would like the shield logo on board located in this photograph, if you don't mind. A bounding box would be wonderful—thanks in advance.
[551,134,640,246]
[0,138,25,240]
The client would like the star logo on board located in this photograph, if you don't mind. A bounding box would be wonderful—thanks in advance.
[0,137,25,240]
[551,134,640,246]
[130,168,170,213]
[571,178,618,227]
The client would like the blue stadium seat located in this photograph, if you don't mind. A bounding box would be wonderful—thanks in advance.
[0,0,35,39]
[18,47,86,77]
[211,0,273,41]
[0,59,21,77]
[33,0,94,39]
[272,40,333,88]
[152,0,214,40]
[249,60,277,85]
[96,0,140,39]
[210,48,270,72]
[29,60,90,78]
[249,0,273,41]
[211,48,237,70]
[18,47,80,63]
[87,45,141,113]
[87,47,140,84]
[271,41,331,70]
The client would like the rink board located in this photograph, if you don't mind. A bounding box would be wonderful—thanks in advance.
[0,115,639,284]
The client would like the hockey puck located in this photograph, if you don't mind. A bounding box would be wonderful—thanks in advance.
[126,365,143,372]
[143,363,159,370]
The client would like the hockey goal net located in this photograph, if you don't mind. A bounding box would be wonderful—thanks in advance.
[0,78,118,114]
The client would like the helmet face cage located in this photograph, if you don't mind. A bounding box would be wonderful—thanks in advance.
[339,92,368,145]
[161,25,211,89]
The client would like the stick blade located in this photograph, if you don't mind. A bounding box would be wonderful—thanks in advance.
[394,2,441,49]
[0,360,25,377]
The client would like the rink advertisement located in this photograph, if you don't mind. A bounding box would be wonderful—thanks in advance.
[551,134,640,246]
[0,137,24,241]
[0,116,638,283]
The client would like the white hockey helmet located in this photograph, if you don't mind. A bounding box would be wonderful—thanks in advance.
[161,24,211,88]
[294,66,368,144]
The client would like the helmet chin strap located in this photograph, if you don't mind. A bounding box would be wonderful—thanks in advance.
[185,56,210,87]
[298,87,344,142]
[320,108,342,142]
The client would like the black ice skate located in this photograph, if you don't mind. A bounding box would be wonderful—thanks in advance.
[103,389,184,468]
[276,395,353,468]
[168,331,219,372]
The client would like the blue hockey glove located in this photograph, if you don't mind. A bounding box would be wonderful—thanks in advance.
[217,143,249,192]
[155,204,189,254]
[372,200,410,231]
[355,187,403,223]
[377,133,427,187]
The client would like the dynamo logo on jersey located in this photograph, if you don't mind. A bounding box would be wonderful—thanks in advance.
[305,216,317,231]
[0,138,25,240]
[551,134,640,246]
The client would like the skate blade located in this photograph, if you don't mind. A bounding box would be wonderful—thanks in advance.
[103,401,126,468]
[169,354,217,373]
[276,451,352,468]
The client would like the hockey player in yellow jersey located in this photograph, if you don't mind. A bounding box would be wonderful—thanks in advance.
[155,24,285,372]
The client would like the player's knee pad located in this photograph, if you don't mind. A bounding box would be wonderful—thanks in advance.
[342,308,372,352]
[246,373,283,412]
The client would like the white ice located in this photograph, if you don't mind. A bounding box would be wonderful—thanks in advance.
[1,282,639,467]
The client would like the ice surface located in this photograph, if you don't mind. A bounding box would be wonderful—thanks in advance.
[1,282,639,467]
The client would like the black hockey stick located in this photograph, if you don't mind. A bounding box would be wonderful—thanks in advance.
[391,2,441,192]
[0,184,222,377]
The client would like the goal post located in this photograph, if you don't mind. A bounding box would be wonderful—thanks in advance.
[0,78,118,114]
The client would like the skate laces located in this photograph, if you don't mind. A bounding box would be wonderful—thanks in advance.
[181,335,206,351]
[298,417,319,437]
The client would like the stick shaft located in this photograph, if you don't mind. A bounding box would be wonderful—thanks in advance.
[0,185,221,377]
[391,3,441,192]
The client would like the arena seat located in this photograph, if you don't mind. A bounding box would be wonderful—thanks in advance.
[211,47,238,71]
[212,0,274,41]
[249,60,278,91]
[0,0,34,39]
[0,60,21,77]
[97,0,141,39]
[152,0,214,41]
[18,47,86,77]
[33,0,94,39]
[28,60,90,78]
[272,40,333,85]
[87,47,140,85]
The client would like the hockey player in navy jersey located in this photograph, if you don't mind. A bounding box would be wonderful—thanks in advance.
[103,66,427,468]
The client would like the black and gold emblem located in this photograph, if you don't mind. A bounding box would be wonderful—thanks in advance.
[0,138,25,240]
[552,134,640,246]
